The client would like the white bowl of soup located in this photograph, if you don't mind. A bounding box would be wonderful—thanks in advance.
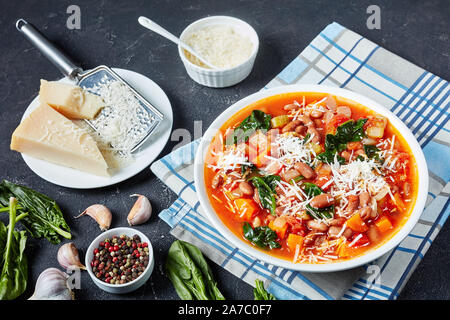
[194,85,428,272]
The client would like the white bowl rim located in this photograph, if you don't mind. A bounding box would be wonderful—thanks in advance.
[178,15,259,73]
[85,227,154,288]
[194,84,429,273]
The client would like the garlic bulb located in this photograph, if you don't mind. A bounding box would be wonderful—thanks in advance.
[57,243,86,270]
[76,204,112,231]
[127,194,152,226]
[29,268,74,300]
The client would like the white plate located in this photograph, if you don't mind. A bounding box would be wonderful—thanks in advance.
[194,84,428,272]
[21,68,173,189]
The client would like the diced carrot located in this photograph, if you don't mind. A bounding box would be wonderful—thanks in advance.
[287,234,304,252]
[393,192,406,212]
[269,218,288,239]
[375,216,393,233]
[234,198,259,222]
[346,213,369,232]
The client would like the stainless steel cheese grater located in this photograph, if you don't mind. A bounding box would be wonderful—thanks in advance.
[16,19,164,153]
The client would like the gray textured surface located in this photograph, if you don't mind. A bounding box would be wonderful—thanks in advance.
[0,0,448,300]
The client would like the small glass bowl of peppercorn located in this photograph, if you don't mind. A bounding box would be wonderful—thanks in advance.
[85,227,154,294]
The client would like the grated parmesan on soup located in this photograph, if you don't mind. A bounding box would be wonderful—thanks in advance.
[184,25,253,69]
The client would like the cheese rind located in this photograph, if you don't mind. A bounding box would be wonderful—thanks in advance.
[11,104,109,176]
[39,80,104,120]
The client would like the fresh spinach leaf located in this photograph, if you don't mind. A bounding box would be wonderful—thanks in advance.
[302,183,334,219]
[249,175,280,215]
[165,240,225,300]
[0,180,71,244]
[243,222,281,250]
[0,198,28,300]
[228,110,272,144]
[254,279,276,300]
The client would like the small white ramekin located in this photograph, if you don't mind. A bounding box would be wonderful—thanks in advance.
[85,227,154,294]
[178,16,259,88]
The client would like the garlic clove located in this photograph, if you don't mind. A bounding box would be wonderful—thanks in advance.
[29,268,74,300]
[127,194,152,226]
[57,242,86,271]
[76,204,112,231]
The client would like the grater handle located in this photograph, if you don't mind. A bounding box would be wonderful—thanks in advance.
[16,19,82,79]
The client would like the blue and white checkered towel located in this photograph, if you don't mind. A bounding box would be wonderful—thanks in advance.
[151,22,450,300]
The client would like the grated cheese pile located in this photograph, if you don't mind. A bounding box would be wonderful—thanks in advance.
[85,77,155,162]
[184,25,253,69]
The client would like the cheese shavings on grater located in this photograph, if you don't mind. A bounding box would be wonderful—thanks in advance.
[80,70,163,158]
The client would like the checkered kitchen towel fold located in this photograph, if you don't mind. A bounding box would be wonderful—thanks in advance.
[151,22,450,300]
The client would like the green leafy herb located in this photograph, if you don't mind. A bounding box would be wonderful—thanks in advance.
[249,175,281,215]
[243,222,281,250]
[165,240,225,300]
[227,110,272,144]
[317,119,368,164]
[364,145,381,161]
[0,180,71,244]
[0,198,28,300]
[316,150,346,165]
[302,183,334,219]
[254,279,276,300]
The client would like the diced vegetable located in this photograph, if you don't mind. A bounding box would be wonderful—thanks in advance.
[286,233,304,252]
[365,116,387,139]
[375,216,393,233]
[234,198,259,221]
[270,115,289,128]
[346,213,369,232]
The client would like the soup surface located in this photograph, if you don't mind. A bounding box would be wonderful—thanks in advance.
[204,92,418,263]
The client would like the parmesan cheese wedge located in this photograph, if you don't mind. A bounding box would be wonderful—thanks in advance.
[39,80,104,120]
[11,104,109,176]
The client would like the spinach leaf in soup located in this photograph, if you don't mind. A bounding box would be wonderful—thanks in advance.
[249,175,280,215]
[228,110,272,145]
[364,145,382,161]
[243,222,281,250]
[317,118,368,164]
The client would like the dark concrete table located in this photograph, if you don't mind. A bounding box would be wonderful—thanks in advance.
[0,0,448,300]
